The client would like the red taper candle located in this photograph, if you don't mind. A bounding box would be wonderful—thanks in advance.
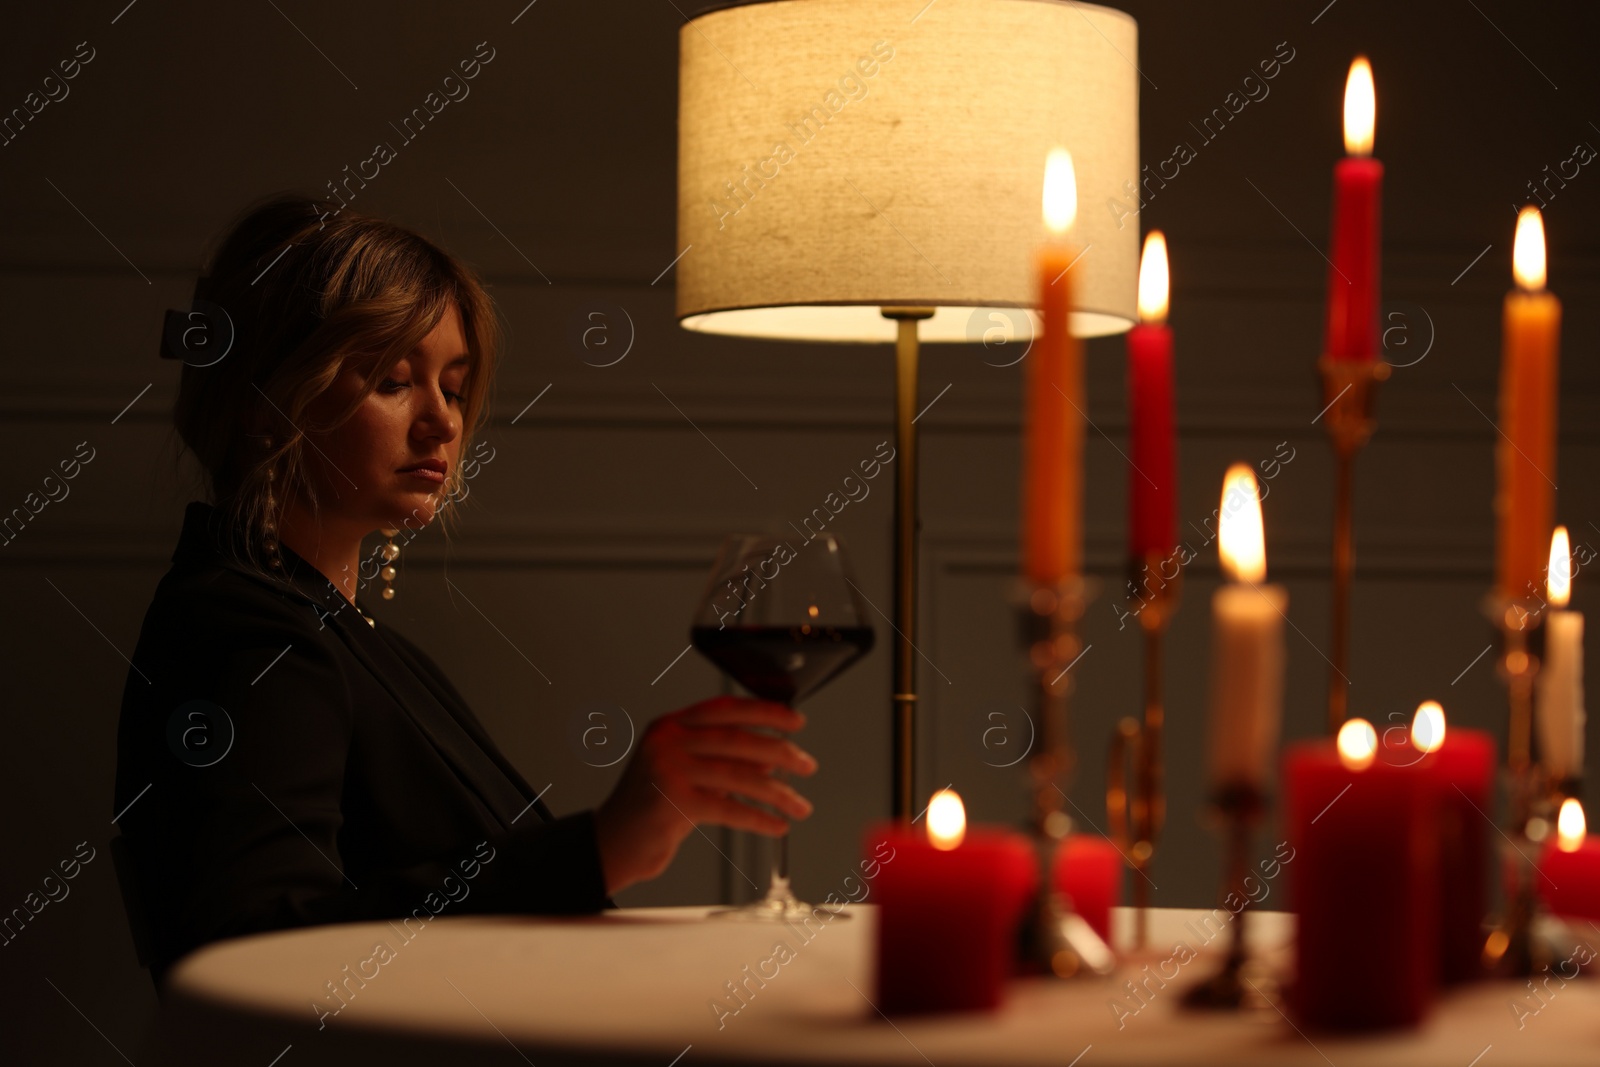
[1127,231,1176,559]
[1324,56,1382,361]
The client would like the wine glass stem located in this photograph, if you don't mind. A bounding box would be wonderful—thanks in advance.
[771,766,791,895]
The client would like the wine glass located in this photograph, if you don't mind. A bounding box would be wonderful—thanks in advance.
[690,532,875,921]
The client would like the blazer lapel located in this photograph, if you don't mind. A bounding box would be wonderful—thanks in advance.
[253,542,535,832]
[329,610,536,831]
[175,501,541,833]
[373,627,555,823]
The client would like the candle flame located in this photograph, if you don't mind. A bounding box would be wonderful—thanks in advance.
[1549,525,1572,608]
[1343,56,1375,156]
[1042,147,1078,236]
[1514,206,1547,291]
[1411,700,1446,754]
[1138,230,1170,324]
[1337,718,1378,771]
[1558,798,1587,852]
[926,788,967,850]
[1218,464,1266,584]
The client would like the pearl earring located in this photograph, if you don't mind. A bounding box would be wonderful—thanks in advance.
[380,528,400,600]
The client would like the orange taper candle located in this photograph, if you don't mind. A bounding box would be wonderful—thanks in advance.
[1495,207,1561,603]
[1024,147,1084,585]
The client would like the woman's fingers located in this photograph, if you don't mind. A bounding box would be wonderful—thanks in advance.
[690,789,792,836]
[598,695,822,895]
[689,757,813,819]
[676,696,805,732]
[676,726,818,775]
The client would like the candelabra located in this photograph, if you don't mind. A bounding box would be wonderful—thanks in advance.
[1107,553,1180,949]
[1016,576,1114,979]
[1483,593,1557,978]
[1181,784,1269,1010]
[1317,356,1390,735]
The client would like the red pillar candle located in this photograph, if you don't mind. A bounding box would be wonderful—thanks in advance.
[1286,719,1438,1030]
[1127,231,1176,560]
[1051,834,1124,946]
[1324,56,1382,361]
[1538,799,1600,923]
[1398,702,1496,984]
[869,790,1037,1014]
[1023,147,1085,586]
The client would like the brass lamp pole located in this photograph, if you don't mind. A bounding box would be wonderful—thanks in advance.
[883,307,935,822]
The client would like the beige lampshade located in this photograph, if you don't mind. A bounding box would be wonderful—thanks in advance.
[676,0,1140,343]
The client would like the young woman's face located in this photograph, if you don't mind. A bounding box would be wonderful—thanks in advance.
[298,302,472,536]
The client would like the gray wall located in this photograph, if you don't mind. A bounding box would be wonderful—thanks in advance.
[2,0,1598,1062]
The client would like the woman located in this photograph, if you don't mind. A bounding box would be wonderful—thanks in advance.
[113,194,816,990]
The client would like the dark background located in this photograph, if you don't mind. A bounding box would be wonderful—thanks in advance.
[2,0,1598,1061]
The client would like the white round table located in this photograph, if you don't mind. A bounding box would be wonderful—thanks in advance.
[140,905,1600,1066]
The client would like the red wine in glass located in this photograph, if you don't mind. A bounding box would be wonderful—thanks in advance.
[688,624,875,706]
[689,532,875,921]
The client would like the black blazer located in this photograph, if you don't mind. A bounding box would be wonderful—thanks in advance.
[114,501,611,987]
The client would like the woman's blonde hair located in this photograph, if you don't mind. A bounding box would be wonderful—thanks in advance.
[172,192,499,581]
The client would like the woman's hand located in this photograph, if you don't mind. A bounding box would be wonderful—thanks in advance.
[593,695,818,896]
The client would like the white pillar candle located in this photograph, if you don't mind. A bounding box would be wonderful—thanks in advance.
[1205,464,1288,792]
[1538,526,1586,780]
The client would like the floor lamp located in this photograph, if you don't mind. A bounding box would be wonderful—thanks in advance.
[675,0,1139,820]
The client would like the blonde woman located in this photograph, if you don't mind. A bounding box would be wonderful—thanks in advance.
[114,195,815,989]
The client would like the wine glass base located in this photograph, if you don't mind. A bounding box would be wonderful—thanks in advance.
[706,875,852,923]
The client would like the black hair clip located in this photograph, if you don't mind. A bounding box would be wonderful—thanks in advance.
[160,299,235,367]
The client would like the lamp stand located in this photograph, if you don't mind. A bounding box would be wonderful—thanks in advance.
[883,307,935,823]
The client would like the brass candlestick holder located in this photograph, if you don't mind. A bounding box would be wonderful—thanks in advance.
[1317,356,1391,735]
[1483,592,1558,978]
[1550,774,1583,805]
[1107,551,1181,949]
[1016,575,1115,979]
[1181,784,1269,1010]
